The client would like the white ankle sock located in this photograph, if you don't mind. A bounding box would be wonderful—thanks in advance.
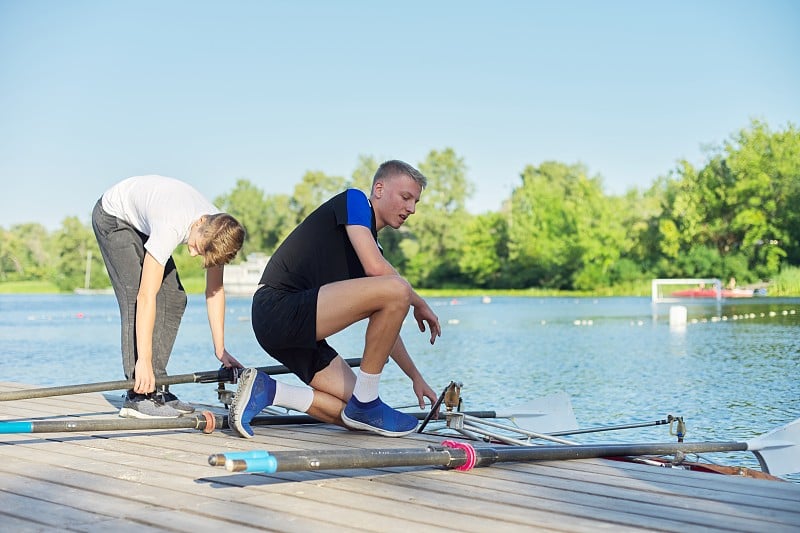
[352,371,381,403]
[273,381,314,413]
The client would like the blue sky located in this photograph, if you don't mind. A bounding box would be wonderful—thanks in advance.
[1,1,798,230]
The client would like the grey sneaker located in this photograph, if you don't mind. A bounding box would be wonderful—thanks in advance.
[158,390,195,414]
[119,393,182,419]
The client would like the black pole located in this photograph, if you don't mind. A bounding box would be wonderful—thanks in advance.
[417,382,449,433]
[548,418,674,437]
[250,410,497,427]
[223,441,751,473]
[0,411,219,434]
[0,357,361,401]
[0,409,500,435]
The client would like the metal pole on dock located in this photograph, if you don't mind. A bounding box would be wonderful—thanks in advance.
[0,410,508,435]
[213,417,800,476]
[0,358,361,401]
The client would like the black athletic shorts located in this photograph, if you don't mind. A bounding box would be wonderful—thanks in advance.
[251,285,338,385]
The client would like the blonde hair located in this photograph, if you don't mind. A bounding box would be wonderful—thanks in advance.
[197,213,245,268]
[372,159,427,189]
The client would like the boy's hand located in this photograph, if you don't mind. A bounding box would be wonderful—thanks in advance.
[133,359,156,394]
[217,349,243,369]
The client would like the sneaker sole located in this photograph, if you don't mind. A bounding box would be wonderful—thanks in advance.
[229,368,258,438]
[118,407,181,419]
[341,410,417,437]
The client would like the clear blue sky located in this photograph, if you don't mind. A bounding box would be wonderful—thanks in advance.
[1,0,798,230]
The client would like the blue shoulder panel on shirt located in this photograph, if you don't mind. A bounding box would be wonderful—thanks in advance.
[346,189,372,227]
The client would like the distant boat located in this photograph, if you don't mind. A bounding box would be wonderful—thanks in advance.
[670,287,757,299]
[223,253,270,296]
[74,250,114,295]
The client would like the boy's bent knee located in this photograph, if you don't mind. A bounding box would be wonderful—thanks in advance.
[382,275,412,307]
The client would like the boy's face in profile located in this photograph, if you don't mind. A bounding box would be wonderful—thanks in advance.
[373,173,422,230]
[187,220,206,257]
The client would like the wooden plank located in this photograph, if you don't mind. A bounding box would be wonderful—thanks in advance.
[0,452,379,532]
[0,510,81,533]
[7,424,576,526]
[0,488,126,530]
[349,465,740,532]
[2,382,799,533]
[526,459,800,506]
[0,437,463,532]
[426,462,799,531]
[0,422,643,531]
[485,460,800,511]
[265,468,656,533]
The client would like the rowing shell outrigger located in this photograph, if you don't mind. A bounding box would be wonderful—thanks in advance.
[209,417,800,476]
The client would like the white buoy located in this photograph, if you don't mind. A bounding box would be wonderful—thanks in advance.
[669,305,688,330]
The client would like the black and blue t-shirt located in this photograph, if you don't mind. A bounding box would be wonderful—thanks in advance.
[260,189,378,291]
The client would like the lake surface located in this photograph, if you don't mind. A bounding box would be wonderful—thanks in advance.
[1,293,798,481]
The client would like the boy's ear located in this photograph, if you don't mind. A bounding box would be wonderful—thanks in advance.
[373,181,383,199]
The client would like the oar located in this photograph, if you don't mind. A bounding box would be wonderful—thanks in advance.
[0,411,324,435]
[0,410,531,435]
[213,417,800,476]
[0,411,222,434]
[0,357,362,401]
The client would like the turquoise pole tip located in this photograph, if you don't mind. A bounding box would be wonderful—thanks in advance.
[221,450,271,461]
[0,422,34,433]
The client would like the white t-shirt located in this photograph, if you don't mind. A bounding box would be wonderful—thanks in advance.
[101,175,220,266]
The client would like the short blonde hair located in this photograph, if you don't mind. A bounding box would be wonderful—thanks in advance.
[373,160,427,189]
[197,213,245,268]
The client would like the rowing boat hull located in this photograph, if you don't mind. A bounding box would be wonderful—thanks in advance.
[607,456,785,481]
[671,288,755,298]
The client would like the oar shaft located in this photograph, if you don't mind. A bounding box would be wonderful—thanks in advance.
[0,358,361,401]
[222,441,752,474]
[0,378,171,401]
[0,412,218,434]
[0,409,493,436]
[487,442,749,462]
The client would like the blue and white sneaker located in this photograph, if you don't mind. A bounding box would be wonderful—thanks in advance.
[341,396,418,437]
[229,368,276,438]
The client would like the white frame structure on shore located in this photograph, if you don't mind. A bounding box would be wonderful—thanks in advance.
[651,278,722,303]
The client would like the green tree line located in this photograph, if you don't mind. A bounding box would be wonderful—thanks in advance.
[2,120,798,293]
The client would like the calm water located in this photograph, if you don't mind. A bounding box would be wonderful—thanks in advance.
[1,294,799,481]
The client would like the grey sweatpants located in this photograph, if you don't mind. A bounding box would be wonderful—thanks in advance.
[91,199,187,381]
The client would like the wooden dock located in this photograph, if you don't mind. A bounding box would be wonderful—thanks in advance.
[1,381,798,532]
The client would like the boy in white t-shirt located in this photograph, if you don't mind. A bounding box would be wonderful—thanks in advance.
[92,175,246,418]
